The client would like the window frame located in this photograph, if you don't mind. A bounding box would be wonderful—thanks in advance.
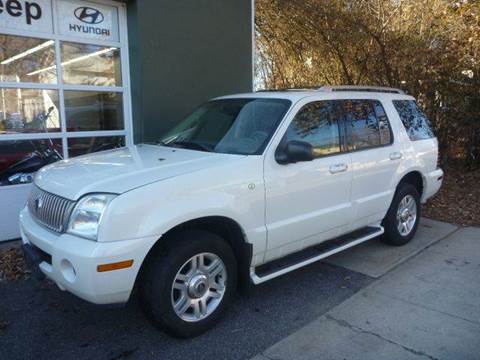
[0,0,133,163]
[276,98,395,161]
[277,100,345,161]
[339,99,394,153]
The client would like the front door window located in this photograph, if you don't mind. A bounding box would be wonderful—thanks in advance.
[284,101,342,157]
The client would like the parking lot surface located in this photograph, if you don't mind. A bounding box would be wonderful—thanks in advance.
[0,259,371,360]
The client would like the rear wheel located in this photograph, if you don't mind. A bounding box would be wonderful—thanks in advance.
[382,183,420,246]
[141,229,237,338]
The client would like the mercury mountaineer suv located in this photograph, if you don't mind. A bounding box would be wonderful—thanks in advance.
[20,86,443,338]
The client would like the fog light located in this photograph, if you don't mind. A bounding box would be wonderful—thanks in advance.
[60,259,77,283]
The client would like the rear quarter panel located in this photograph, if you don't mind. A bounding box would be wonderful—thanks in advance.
[385,97,439,198]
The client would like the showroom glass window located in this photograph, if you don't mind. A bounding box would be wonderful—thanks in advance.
[0,1,130,187]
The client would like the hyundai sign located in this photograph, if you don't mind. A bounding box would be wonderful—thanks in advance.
[57,0,119,41]
[0,0,118,41]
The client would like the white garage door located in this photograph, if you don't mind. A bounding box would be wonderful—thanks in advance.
[0,0,132,241]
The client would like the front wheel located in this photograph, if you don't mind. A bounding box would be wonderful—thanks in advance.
[382,183,420,246]
[140,229,237,338]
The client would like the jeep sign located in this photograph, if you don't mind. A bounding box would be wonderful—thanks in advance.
[0,0,53,33]
[56,0,118,42]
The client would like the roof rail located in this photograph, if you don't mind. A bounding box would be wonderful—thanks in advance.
[255,87,319,92]
[318,85,405,94]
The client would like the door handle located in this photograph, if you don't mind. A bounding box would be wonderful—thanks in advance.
[329,163,348,174]
[389,152,403,160]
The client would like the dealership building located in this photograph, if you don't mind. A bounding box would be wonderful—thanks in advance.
[0,0,254,242]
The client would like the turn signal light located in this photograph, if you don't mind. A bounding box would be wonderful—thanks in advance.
[97,260,134,272]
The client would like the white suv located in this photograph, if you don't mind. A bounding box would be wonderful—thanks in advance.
[20,86,443,337]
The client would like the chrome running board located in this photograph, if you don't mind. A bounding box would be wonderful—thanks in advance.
[250,226,384,285]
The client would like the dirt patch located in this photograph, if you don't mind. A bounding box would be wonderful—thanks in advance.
[423,166,480,227]
[0,246,30,282]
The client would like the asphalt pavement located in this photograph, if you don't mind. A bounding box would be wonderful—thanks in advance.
[1,218,464,360]
[0,254,371,360]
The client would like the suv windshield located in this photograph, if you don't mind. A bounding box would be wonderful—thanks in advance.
[159,98,292,155]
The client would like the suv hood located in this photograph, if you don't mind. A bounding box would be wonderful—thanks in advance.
[35,144,242,200]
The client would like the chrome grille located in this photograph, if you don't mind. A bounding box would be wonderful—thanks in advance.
[27,185,76,233]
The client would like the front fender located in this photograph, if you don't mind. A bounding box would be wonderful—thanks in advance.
[98,157,267,259]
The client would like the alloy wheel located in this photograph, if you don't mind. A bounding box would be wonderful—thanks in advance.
[171,252,227,322]
[396,194,417,236]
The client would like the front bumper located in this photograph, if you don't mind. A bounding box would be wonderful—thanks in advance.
[22,242,50,280]
[19,207,158,305]
[422,168,444,203]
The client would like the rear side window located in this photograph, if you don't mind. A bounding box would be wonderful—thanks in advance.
[285,101,342,158]
[342,100,392,151]
[393,100,434,140]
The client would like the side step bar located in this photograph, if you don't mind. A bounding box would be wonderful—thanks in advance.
[250,226,384,284]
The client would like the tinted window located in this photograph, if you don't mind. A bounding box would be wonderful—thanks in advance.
[393,100,434,140]
[373,101,394,145]
[285,101,341,157]
[343,100,392,150]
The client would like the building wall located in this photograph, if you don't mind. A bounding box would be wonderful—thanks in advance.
[127,0,253,143]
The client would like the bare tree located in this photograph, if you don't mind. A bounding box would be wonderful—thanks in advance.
[256,0,480,169]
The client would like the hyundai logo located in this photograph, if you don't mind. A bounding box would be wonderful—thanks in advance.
[74,6,104,24]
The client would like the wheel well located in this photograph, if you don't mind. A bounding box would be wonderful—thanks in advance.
[398,171,424,196]
[137,217,253,293]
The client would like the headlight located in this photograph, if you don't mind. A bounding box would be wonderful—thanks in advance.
[67,194,116,241]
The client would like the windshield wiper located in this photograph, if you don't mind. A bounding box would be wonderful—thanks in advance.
[163,140,213,152]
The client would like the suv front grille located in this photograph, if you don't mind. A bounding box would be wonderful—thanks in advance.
[27,185,76,233]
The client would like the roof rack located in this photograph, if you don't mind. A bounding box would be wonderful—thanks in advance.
[256,87,319,92]
[255,85,406,95]
[318,85,405,94]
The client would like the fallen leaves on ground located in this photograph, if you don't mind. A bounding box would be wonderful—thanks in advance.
[0,247,30,282]
[423,166,480,227]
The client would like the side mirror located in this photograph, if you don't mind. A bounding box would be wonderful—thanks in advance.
[276,140,314,164]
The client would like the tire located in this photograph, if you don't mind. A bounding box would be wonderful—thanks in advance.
[382,183,421,246]
[140,229,237,338]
